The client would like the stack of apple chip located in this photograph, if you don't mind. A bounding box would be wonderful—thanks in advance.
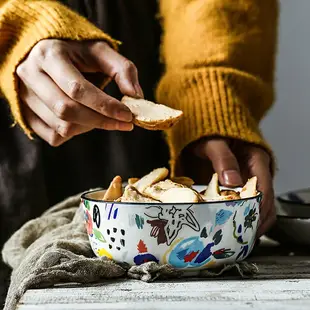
[101,168,258,204]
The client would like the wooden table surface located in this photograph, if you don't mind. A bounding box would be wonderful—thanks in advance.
[17,237,310,310]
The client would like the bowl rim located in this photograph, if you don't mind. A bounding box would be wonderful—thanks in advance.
[81,188,262,206]
[277,187,310,206]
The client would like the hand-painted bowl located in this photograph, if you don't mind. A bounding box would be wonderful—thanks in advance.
[81,186,261,270]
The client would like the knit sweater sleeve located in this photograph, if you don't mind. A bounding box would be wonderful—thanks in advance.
[156,0,279,176]
[0,0,119,137]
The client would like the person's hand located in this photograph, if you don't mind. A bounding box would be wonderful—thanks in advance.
[16,39,144,146]
[194,138,275,237]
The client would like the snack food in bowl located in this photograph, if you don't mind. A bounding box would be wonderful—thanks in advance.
[81,168,261,270]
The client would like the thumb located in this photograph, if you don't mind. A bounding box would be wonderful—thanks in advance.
[197,139,243,187]
[89,42,144,98]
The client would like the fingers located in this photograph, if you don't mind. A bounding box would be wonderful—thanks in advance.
[193,137,275,237]
[196,139,243,187]
[19,69,133,132]
[248,147,276,237]
[27,40,132,123]
[17,39,141,147]
[20,82,92,139]
[23,105,70,147]
[89,41,144,98]
[43,55,133,122]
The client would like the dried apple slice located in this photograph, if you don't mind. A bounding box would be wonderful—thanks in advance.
[133,167,169,193]
[128,177,140,185]
[121,185,160,203]
[203,173,221,200]
[240,176,258,199]
[160,187,200,203]
[121,96,183,130]
[171,176,195,187]
[202,173,242,201]
[103,176,123,201]
[144,179,184,201]
[220,190,240,200]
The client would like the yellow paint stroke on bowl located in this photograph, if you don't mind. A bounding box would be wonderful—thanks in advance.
[162,238,183,264]
[203,260,216,268]
[97,248,113,259]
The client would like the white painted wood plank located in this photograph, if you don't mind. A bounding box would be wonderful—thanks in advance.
[19,279,310,306]
[24,278,310,294]
[17,300,310,310]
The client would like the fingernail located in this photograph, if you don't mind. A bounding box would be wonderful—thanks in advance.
[118,122,134,131]
[222,170,243,186]
[118,109,133,122]
[134,84,144,98]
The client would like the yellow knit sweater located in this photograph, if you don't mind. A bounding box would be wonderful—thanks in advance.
[0,0,278,175]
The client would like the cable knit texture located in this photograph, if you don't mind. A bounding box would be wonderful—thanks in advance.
[157,0,278,175]
[0,0,278,173]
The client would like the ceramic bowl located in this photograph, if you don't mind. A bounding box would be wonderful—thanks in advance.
[81,186,261,270]
[266,189,310,246]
